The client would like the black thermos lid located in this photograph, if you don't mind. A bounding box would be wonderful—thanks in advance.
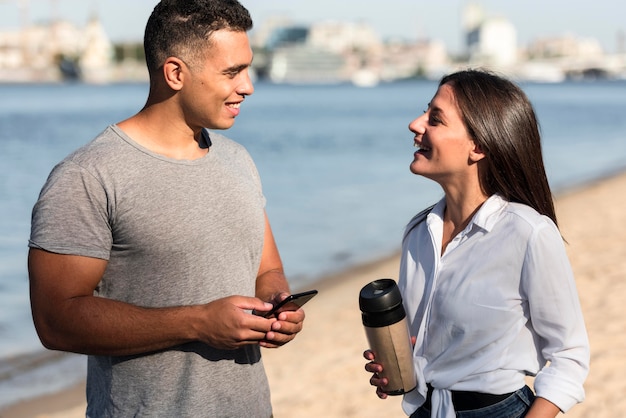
[359,278,406,327]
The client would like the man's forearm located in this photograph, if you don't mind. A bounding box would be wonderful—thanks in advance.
[34,295,201,356]
[255,268,290,303]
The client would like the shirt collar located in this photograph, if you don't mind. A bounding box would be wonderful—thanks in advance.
[427,194,508,234]
[473,194,508,232]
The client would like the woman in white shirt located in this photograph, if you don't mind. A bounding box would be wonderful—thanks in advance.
[363,70,589,418]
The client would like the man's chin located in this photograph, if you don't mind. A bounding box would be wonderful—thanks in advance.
[209,121,236,130]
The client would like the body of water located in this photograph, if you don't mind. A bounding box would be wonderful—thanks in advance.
[1,79,625,408]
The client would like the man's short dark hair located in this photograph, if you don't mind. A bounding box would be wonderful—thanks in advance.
[144,0,253,74]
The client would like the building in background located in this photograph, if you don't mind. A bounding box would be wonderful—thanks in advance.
[0,0,149,83]
[0,11,113,82]
[251,18,449,86]
[463,2,517,68]
[0,1,623,84]
[458,2,623,81]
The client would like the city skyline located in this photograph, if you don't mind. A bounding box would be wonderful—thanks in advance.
[0,0,624,54]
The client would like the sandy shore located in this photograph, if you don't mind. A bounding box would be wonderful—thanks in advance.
[3,171,626,418]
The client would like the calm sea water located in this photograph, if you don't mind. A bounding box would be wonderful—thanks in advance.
[1,79,626,407]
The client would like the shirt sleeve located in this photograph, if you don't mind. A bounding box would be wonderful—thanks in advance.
[29,159,112,260]
[522,219,589,412]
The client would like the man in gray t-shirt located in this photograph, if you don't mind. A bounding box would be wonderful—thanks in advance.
[28,2,305,417]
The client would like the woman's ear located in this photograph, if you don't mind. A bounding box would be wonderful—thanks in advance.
[469,141,486,163]
[162,57,185,91]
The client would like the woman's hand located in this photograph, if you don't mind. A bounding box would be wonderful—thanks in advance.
[363,349,390,399]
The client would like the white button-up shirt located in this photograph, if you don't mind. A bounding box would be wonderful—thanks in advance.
[399,194,589,417]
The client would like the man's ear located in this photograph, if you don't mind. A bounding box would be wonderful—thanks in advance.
[163,57,185,91]
[469,141,486,163]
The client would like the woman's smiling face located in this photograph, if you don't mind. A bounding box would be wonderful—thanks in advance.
[408,83,479,185]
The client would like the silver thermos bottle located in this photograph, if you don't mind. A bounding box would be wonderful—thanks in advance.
[359,278,416,395]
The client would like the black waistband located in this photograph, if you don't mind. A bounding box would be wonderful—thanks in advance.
[424,383,514,412]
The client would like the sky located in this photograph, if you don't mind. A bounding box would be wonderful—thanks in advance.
[0,0,624,54]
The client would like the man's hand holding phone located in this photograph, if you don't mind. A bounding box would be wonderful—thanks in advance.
[264,289,318,318]
[258,290,317,348]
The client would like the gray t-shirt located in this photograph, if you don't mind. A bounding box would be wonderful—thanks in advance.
[30,125,272,417]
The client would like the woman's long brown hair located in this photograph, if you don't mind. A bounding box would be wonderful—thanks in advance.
[440,69,558,227]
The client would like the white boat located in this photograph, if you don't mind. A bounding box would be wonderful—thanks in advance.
[351,69,380,87]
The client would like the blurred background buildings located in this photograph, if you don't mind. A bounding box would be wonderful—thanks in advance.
[0,1,625,84]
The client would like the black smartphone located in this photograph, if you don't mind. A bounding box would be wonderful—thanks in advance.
[264,289,318,318]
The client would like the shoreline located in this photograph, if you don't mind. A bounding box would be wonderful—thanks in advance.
[3,170,626,417]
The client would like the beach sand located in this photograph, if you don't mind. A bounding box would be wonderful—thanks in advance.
[3,171,625,418]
